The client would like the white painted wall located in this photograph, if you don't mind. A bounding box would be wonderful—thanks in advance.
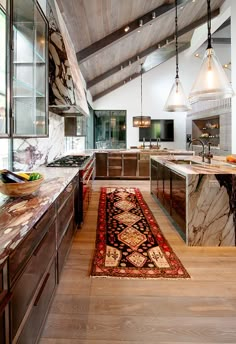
[93,44,231,150]
[231,0,236,153]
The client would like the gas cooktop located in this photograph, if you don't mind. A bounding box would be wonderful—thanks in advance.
[47,155,90,167]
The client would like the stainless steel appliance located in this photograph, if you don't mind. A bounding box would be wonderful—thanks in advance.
[47,155,95,225]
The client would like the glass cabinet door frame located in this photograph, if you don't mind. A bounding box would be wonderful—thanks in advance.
[9,0,49,138]
[0,1,10,137]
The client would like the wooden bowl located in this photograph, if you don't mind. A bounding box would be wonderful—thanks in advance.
[0,174,44,197]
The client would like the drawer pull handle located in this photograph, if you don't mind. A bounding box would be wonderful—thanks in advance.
[33,232,48,256]
[34,273,50,306]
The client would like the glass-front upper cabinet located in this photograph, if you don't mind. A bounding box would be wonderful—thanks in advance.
[0,0,8,136]
[12,0,48,136]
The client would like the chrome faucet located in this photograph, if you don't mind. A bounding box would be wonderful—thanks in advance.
[188,138,205,162]
[204,142,213,164]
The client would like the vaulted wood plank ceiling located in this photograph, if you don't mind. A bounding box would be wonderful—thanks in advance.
[56,0,226,101]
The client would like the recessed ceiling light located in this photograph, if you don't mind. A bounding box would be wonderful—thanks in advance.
[124,26,130,32]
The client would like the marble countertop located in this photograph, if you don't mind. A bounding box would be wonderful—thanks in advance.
[67,148,195,154]
[151,155,236,176]
[0,165,80,266]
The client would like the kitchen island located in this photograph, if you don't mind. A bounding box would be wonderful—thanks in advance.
[150,155,236,247]
[94,149,194,179]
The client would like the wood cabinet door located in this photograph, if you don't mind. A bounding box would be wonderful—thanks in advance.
[163,165,171,213]
[17,258,56,344]
[156,162,164,205]
[171,170,186,240]
[95,153,108,177]
[11,219,56,341]
[150,160,157,196]
[57,219,74,281]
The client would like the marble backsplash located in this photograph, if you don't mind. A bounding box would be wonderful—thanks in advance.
[13,112,64,171]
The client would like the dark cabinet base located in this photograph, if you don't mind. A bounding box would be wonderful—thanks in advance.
[151,159,186,242]
[17,258,56,344]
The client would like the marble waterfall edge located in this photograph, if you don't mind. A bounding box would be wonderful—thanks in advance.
[188,174,235,246]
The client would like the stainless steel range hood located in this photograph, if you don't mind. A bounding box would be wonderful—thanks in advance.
[48,1,89,116]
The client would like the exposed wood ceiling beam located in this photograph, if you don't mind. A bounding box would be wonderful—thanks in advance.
[93,72,140,102]
[93,42,190,102]
[211,37,231,44]
[76,0,189,64]
[87,9,220,89]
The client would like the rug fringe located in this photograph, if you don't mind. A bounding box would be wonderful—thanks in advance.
[90,275,191,280]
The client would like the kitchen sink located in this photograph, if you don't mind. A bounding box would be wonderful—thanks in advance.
[168,160,200,165]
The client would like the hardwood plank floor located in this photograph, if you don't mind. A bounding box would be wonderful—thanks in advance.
[40,180,236,344]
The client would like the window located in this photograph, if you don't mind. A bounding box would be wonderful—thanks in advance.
[94,110,126,149]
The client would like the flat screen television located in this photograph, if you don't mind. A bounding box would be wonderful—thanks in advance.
[139,119,174,142]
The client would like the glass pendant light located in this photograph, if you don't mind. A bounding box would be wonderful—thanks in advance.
[133,64,151,128]
[189,0,234,103]
[164,0,191,112]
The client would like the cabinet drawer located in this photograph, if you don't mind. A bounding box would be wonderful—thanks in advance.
[9,204,56,286]
[108,153,122,158]
[0,291,10,344]
[57,219,74,280]
[108,158,122,167]
[57,192,74,244]
[11,220,56,340]
[0,268,2,293]
[108,167,122,177]
[17,258,56,344]
[0,311,5,344]
[57,182,74,211]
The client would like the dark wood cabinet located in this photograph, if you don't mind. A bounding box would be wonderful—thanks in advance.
[163,165,171,213]
[9,204,56,287]
[0,262,10,344]
[17,258,56,344]
[57,191,74,245]
[95,153,108,177]
[56,182,75,281]
[151,158,186,242]
[0,308,5,344]
[123,153,137,176]
[10,218,56,341]
[156,162,164,205]
[0,292,9,344]
[138,160,149,177]
[108,153,122,177]
[58,220,74,280]
[171,170,186,239]
[150,160,157,196]
[0,173,78,344]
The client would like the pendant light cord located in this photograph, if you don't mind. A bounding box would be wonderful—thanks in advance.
[140,64,143,118]
[207,0,212,49]
[175,0,179,79]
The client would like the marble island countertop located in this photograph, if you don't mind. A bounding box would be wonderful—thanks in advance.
[151,154,236,247]
[151,155,236,176]
[0,165,80,266]
[67,148,195,155]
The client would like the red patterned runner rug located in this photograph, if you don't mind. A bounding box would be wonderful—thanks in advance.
[91,187,190,279]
